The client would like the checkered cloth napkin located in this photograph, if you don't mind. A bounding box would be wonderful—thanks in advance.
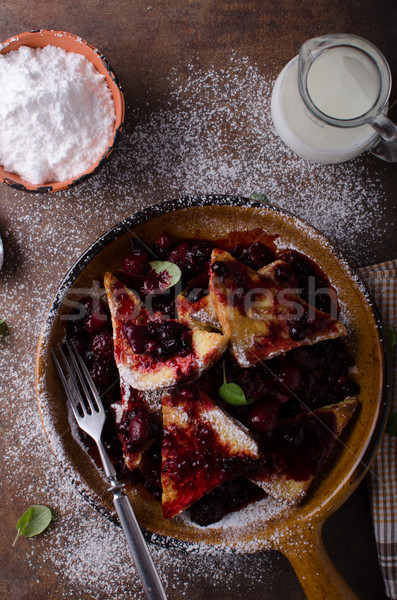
[358,260,397,600]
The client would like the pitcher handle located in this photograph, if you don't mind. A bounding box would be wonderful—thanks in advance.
[369,113,397,162]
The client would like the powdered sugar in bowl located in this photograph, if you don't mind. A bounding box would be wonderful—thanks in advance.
[0,30,125,192]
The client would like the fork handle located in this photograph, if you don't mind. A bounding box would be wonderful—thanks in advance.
[110,481,167,600]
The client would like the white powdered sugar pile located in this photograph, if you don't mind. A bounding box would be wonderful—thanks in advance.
[0,53,390,598]
[0,44,115,185]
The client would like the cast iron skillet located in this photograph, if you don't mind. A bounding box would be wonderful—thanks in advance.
[36,196,390,599]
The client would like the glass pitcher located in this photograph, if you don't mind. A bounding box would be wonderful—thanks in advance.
[271,33,397,164]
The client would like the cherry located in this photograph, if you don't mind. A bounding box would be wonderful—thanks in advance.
[153,231,174,258]
[290,346,320,369]
[122,323,146,354]
[247,242,275,269]
[157,337,179,358]
[90,330,114,363]
[187,241,213,269]
[275,262,292,283]
[189,496,224,526]
[288,315,308,341]
[168,242,190,271]
[90,362,112,389]
[156,341,177,359]
[337,376,360,397]
[158,321,175,339]
[272,362,302,393]
[279,420,305,447]
[123,252,149,275]
[230,243,248,260]
[140,442,162,489]
[180,330,192,349]
[237,371,273,402]
[130,238,148,256]
[128,413,151,445]
[123,317,193,360]
[168,240,212,275]
[144,340,159,357]
[186,288,205,303]
[84,310,107,335]
[211,261,227,276]
[178,388,195,402]
[231,242,274,269]
[151,295,176,316]
[247,397,279,434]
[188,477,266,526]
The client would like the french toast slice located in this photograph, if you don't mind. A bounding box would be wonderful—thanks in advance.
[161,387,260,518]
[249,397,358,504]
[104,272,228,391]
[176,289,220,330]
[208,249,347,367]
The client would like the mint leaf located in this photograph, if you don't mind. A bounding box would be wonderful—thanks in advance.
[385,327,395,362]
[0,319,9,341]
[149,261,181,290]
[13,505,52,546]
[386,412,397,437]
[250,193,269,204]
[219,381,254,405]
[219,363,254,406]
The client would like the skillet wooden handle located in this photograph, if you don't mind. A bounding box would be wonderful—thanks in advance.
[280,523,359,600]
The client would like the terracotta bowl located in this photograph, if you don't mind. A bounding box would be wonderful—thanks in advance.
[36,197,390,599]
[0,30,125,193]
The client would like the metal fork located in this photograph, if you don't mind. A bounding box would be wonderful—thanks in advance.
[51,341,167,600]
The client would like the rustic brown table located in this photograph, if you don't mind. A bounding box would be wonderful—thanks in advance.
[1,1,396,599]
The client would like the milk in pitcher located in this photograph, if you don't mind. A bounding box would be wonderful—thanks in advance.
[271,45,381,163]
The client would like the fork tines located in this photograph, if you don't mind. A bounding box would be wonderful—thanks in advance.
[51,340,103,421]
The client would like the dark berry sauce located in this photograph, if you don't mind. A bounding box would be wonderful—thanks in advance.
[188,477,267,526]
[278,249,337,315]
[122,317,193,361]
[259,410,337,481]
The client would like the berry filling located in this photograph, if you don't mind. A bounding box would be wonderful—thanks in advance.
[122,318,193,360]
[278,249,337,314]
[188,477,267,526]
[259,410,337,481]
[231,241,276,270]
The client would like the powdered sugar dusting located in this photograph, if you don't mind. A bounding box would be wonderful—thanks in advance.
[83,53,387,266]
[0,53,388,598]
